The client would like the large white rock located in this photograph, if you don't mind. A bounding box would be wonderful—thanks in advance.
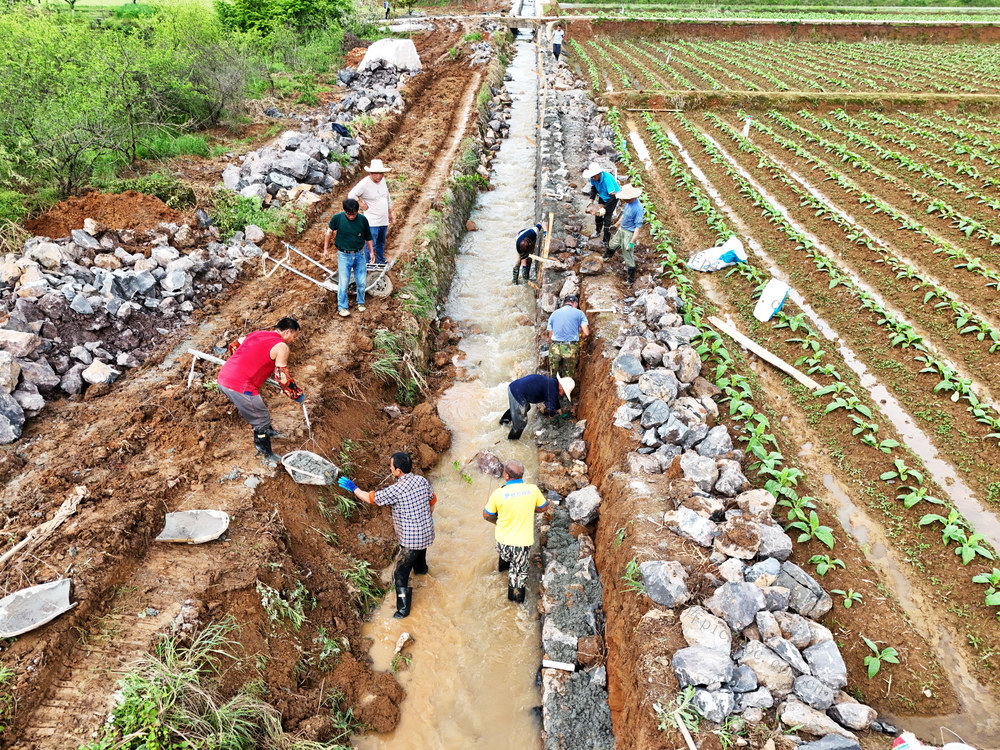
[82,360,120,386]
[0,329,40,357]
[0,352,20,394]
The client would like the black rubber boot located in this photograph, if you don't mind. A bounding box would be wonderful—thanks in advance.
[512,266,520,285]
[602,245,614,261]
[253,431,281,464]
[499,409,512,425]
[393,586,412,619]
[508,584,526,603]
[626,265,636,285]
[522,259,532,281]
[507,426,524,440]
[263,426,286,439]
[498,555,510,573]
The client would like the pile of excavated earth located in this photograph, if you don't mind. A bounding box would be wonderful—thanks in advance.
[0,217,264,442]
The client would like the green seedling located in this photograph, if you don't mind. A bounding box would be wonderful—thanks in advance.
[256,580,315,631]
[808,554,845,577]
[972,568,1000,607]
[880,458,923,485]
[862,636,899,678]
[654,686,699,734]
[896,485,944,509]
[919,508,969,544]
[953,532,994,565]
[391,652,411,672]
[831,588,862,608]
[622,559,646,596]
[785,510,835,549]
[861,434,900,453]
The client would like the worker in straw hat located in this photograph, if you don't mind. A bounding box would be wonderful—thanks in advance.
[348,159,394,265]
[583,162,620,247]
[499,372,575,440]
[603,183,644,285]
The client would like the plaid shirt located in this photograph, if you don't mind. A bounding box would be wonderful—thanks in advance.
[373,473,435,549]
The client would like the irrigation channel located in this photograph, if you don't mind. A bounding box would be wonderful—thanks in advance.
[355,38,544,750]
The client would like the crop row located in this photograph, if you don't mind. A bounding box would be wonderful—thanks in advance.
[626,108,1000,619]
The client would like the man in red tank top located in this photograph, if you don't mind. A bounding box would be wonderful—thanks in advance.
[217,317,304,463]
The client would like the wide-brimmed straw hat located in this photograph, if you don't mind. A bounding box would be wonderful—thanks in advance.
[617,183,642,200]
[365,159,392,173]
[582,163,603,180]
[557,374,576,401]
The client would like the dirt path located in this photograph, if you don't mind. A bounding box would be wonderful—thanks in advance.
[2,22,486,749]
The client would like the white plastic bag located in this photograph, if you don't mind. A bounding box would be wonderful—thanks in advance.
[687,236,747,273]
[753,278,790,322]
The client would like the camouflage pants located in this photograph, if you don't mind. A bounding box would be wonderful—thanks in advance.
[497,542,531,588]
[548,341,579,379]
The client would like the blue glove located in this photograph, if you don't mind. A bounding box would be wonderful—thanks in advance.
[338,477,357,493]
[294,393,305,403]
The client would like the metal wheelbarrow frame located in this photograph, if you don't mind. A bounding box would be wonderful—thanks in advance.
[263,242,395,297]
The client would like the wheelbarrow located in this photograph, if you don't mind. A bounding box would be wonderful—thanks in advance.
[262,242,395,297]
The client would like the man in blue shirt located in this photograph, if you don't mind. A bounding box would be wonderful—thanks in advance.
[499,373,575,440]
[513,222,545,284]
[546,294,589,381]
[603,183,644,285]
[584,163,620,246]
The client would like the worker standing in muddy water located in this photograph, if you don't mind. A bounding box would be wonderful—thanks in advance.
[348,159,393,265]
[216,317,304,465]
[323,197,374,318]
[584,163,620,246]
[546,294,588,382]
[338,452,435,619]
[513,221,545,284]
[603,183,644,286]
[499,373,574,440]
[483,460,548,603]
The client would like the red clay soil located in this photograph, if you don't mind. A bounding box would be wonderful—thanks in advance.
[25,191,187,238]
[0,19,484,749]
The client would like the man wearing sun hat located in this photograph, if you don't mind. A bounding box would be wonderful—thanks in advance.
[583,163,620,246]
[499,373,575,440]
[348,159,394,265]
[603,183,644,285]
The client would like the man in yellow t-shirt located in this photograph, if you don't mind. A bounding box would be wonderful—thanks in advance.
[483,459,548,603]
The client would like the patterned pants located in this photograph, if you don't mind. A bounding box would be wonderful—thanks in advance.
[548,341,579,379]
[497,542,530,588]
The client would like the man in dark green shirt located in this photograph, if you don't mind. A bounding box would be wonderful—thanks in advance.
[323,198,374,318]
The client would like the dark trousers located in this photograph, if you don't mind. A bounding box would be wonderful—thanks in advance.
[595,194,618,244]
[553,43,561,61]
[507,388,531,440]
[394,546,428,588]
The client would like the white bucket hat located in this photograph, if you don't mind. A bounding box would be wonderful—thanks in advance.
[582,163,603,180]
[556,374,575,401]
[617,183,642,200]
[365,159,392,173]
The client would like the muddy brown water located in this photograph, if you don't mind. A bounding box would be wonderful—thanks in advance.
[354,40,544,750]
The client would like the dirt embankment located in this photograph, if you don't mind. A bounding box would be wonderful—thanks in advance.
[0,19,495,749]
[566,18,1000,43]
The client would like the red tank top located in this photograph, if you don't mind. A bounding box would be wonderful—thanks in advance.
[217,330,283,395]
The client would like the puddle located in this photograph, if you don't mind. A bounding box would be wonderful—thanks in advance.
[628,129,653,170]
[355,39,543,750]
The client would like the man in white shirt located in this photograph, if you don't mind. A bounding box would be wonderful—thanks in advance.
[348,159,394,265]
[552,24,565,62]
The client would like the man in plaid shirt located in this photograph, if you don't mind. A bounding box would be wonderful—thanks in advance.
[339,451,435,618]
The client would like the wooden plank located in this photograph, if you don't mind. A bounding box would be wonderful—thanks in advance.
[707,316,821,391]
[535,212,555,288]
[186,349,279,389]
[527,253,566,268]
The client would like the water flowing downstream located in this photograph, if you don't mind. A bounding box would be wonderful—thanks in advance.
[354,40,544,750]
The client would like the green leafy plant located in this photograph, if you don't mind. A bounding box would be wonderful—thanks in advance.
[390,652,411,673]
[654,686,699,734]
[613,526,627,548]
[808,554,845,577]
[880,458,924,485]
[862,636,899,678]
[342,556,385,613]
[919,508,969,545]
[622,558,646,596]
[896,485,944,509]
[785,510,835,549]
[831,588,863,609]
[256,580,315,631]
[972,568,1000,607]
[953,532,994,565]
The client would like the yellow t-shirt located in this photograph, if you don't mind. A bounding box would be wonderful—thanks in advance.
[485,481,548,547]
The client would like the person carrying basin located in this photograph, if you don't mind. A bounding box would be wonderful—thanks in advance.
[483,459,548,604]
[338,451,436,619]
[499,372,574,440]
[348,159,394,265]
[216,317,304,465]
[323,198,374,318]
[546,294,588,386]
[584,163,620,247]
[513,221,545,285]
[602,183,644,286]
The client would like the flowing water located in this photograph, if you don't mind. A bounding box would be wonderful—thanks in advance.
[354,40,544,750]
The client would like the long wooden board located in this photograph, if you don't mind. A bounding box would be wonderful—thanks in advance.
[707,315,821,392]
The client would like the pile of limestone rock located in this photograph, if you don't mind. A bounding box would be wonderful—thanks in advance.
[222,129,358,209]
[332,63,410,120]
[0,218,262,443]
[601,285,891,746]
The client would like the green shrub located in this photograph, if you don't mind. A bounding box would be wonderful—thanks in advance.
[103,172,196,209]
[136,133,212,160]
[0,191,29,225]
[112,3,157,18]
[210,190,299,239]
